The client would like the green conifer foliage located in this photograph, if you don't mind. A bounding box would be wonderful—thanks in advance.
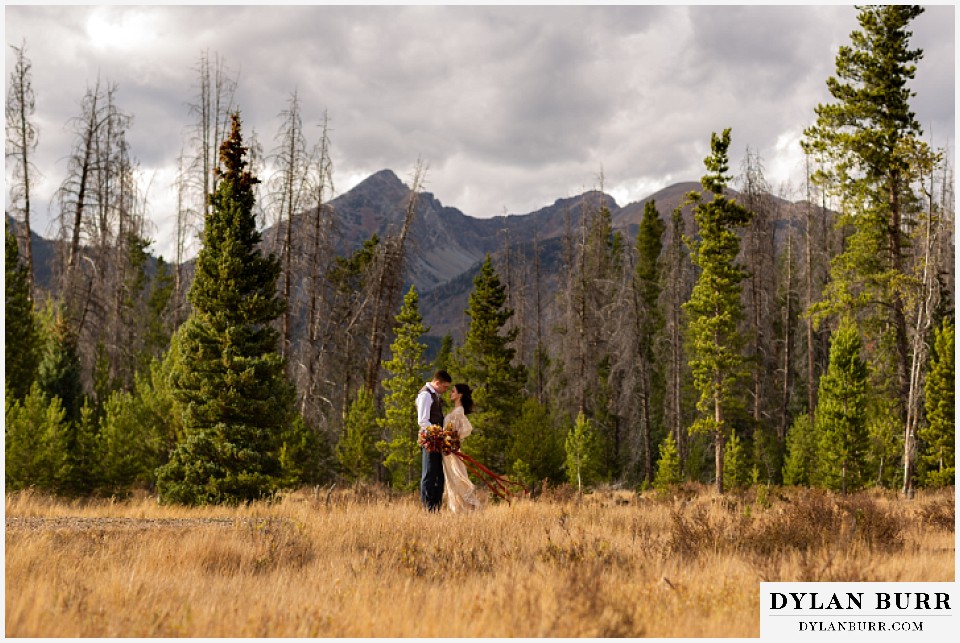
[919,318,954,486]
[564,412,603,492]
[815,318,869,494]
[722,431,750,490]
[633,199,666,483]
[98,387,166,494]
[683,129,752,494]
[57,400,101,496]
[453,255,526,470]
[337,387,381,483]
[5,383,69,491]
[653,433,682,493]
[506,397,566,485]
[5,225,40,400]
[377,285,429,489]
[432,334,453,373]
[157,114,295,505]
[142,257,175,370]
[782,413,816,486]
[803,5,930,417]
[36,309,84,426]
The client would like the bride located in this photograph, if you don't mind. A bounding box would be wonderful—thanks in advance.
[442,383,482,512]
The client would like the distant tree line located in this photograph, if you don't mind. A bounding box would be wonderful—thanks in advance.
[5,6,954,502]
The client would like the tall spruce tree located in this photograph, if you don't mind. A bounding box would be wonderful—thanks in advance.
[815,317,869,494]
[683,129,752,494]
[5,224,41,399]
[802,6,932,475]
[633,199,666,483]
[157,113,295,505]
[377,285,429,489]
[36,308,84,426]
[453,255,526,471]
[919,317,954,486]
[337,387,380,483]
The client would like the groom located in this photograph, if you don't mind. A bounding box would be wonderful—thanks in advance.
[417,370,452,511]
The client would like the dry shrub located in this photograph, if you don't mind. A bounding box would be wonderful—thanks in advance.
[917,493,955,531]
[744,489,842,554]
[837,495,904,550]
[666,504,722,558]
[537,482,578,503]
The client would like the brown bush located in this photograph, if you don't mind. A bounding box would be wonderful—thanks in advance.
[917,493,955,531]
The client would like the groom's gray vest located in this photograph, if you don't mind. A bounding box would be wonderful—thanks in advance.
[420,385,444,428]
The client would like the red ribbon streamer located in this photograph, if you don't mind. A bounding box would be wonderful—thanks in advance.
[454,451,527,503]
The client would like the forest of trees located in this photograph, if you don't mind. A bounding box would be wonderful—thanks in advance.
[5,6,954,503]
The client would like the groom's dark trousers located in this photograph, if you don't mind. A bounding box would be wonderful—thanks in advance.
[419,384,445,511]
[421,449,444,511]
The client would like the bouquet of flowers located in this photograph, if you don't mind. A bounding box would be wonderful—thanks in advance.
[418,423,461,455]
[441,423,461,456]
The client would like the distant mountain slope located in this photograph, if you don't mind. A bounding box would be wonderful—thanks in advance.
[11,170,833,344]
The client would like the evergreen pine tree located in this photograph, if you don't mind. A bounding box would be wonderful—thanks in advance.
[683,129,752,494]
[564,412,603,492]
[279,416,329,487]
[453,255,526,471]
[5,225,41,400]
[803,5,932,441]
[632,199,666,483]
[432,334,453,373]
[98,362,184,495]
[919,317,954,486]
[722,431,750,489]
[815,318,869,494]
[782,413,817,486]
[142,257,175,370]
[98,388,156,494]
[36,308,84,426]
[337,387,381,483]
[56,399,101,495]
[653,432,683,493]
[157,113,295,505]
[377,285,429,489]
[506,397,566,485]
[5,383,70,491]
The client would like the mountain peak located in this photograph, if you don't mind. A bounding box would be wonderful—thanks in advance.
[357,168,406,191]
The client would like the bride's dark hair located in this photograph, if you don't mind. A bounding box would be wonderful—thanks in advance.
[455,383,474,415]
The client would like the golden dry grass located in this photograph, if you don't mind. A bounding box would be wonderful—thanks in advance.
[5,484,955,637]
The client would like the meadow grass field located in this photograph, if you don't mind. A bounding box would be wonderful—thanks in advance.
[4,484,955,637]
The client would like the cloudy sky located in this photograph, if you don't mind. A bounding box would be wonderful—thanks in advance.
[5,3,956,261]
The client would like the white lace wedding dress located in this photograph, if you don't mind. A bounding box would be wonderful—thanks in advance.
[442,406,482,512]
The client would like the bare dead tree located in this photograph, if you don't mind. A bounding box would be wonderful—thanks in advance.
[532,228,545,402]
[364,159,427,393]
[187,51,237,245]
[737,147,778,426]
[902,145,944,498]
[268,90,310,359]
[803,154,819,421]
[299,110,336,424]
[172,149,195,329]
[778,220,797,440]
[5,41,38,298]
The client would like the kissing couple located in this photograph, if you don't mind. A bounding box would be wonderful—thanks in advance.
[416,370,482,513]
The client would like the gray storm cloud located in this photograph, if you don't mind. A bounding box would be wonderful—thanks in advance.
[5,4,955,260]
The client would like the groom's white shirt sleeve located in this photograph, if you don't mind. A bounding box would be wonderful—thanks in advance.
[416,384,434,431]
